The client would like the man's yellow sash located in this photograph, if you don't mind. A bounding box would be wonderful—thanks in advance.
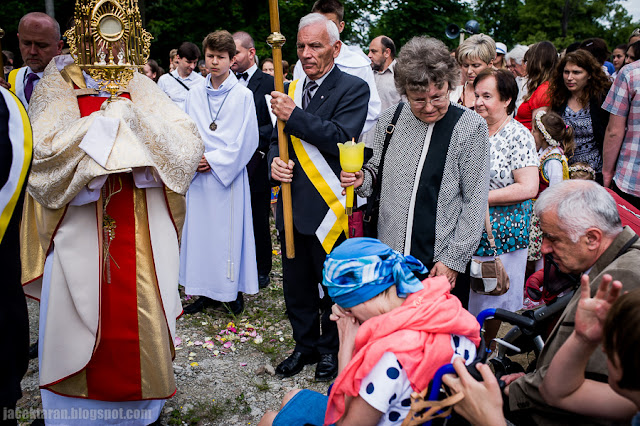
[7,68,19,94]
[0,88,32,243]
[287,80,347,253]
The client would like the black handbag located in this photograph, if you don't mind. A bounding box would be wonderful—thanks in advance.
[354,102,404,238]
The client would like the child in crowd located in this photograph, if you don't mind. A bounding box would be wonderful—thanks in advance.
[525,110,574,308]
[568,162,596,180]
[180,30,259,315]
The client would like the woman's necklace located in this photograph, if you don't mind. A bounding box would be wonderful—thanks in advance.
[489,115,510,137]
[207,89,232,131]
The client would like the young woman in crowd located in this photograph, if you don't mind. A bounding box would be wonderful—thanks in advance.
[515,41,558,130]
[548,49,611,184]
[611,44,627,77]
[143,59,163,83]
[470,68,539,342]
[625,40,640,64]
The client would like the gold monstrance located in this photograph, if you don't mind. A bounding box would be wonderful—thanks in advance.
[64,0,152,99]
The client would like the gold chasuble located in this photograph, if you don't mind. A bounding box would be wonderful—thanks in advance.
[20,60,203,400]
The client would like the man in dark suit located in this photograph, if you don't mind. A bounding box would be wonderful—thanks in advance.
[268,13,369,381]
[231,31,275,291]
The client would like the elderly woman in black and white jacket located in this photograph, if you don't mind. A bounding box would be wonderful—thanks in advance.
[341,36,490,302]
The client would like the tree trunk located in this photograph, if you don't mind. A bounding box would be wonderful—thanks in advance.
[561,0,570,37]
[45,0,55,19]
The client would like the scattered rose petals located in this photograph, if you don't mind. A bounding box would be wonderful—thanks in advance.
[223,341,233,349]
[189,352,197,357]
[194,341,203,346]
[186,341,194,347]
[254,336,263,344]
[213,350,220,356]
[279,337,284,342]
[174,337,182,346]
[240,362,247,367]
[201,322,208,326]
[190,362,198,367]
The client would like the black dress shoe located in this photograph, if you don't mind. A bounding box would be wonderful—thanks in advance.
[275,351,319,378]
[258,274,270,289]
[29,340,39,359]
[224,292,244,316]
[315,353,338,381]
[183,296,217,314]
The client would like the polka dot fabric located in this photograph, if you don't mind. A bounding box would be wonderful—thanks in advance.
[358,336,476,425]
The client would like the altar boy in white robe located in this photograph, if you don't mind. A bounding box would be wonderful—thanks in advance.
[180,30,259,315]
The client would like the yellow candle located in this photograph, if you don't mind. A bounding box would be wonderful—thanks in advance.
[337,139,365,217]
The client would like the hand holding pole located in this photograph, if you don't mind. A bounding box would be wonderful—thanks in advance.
[267,0,295,258]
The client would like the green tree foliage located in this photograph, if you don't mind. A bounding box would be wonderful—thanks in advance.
[145,0,317,69]
[516,0,638,50]
[369,0,474,49]
[1,0,637,71]
[474,0,523,47]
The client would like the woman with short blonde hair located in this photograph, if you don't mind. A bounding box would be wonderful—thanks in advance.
[454,34,497,108]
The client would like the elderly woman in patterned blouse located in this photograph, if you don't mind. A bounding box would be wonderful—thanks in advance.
[340,36,490,304]
[469,68,539,343]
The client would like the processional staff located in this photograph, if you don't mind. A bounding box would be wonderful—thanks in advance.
[267,0,295,259]
[0,28,5,75]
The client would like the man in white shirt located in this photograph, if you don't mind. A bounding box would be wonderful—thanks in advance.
[3,12,63,107]
[362,35,401,150]
[368,35,400,112]
[292,0,380,135]
[157,42,204,110]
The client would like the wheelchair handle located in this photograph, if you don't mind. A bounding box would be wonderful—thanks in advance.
[477,308,536,331]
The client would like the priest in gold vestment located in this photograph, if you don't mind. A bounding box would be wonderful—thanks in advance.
[20,50,203,423]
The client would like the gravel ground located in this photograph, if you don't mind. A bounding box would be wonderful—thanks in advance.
[17,225,330,426]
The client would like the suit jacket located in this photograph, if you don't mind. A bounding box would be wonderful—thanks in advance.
[508,226,640,425]
[268,66,369,235]
[246,68,275,192]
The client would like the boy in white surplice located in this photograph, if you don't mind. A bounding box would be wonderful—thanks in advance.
[180,30,260,314]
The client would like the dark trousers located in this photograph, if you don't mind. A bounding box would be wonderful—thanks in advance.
[280,229,340,355]
[250,187,272,277]
[612,181,640,211]
[0,202,29,418]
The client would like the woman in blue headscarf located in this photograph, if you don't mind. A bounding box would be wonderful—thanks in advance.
[259,238,480,426]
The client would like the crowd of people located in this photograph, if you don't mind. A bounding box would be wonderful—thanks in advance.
[2,0,640,424]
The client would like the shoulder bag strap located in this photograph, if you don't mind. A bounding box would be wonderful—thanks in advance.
[615,234,639,259]
[484,204,498,254]
[171,74,190,91]
[365,102,404,211]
